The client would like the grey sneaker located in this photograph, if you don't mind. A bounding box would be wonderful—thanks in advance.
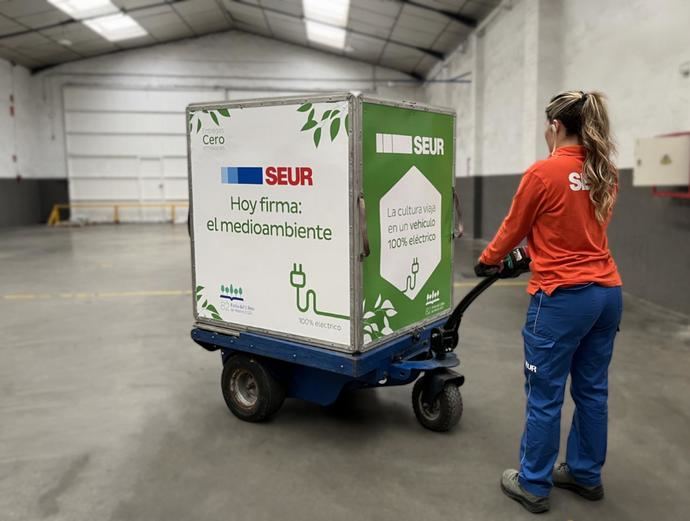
[552,463,604,501]
[500,469,550,514]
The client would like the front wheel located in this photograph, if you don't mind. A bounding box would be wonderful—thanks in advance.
[221,355,285,422]
[412,377,463,432]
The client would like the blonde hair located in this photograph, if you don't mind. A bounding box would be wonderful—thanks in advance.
[546,90,618,223]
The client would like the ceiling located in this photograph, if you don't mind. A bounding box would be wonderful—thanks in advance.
[0,0,500,76]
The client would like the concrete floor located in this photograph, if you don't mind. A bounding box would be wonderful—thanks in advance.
[1,224,689,521]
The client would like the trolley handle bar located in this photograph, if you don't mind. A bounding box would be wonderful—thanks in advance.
[430,247,531,357]
[444,274,500,333]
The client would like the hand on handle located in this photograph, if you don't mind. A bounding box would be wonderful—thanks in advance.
[474,247,531,278]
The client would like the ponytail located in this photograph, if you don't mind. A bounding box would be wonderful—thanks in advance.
[546,90,618,223]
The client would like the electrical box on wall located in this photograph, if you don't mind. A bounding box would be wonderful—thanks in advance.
[633,134,690,187]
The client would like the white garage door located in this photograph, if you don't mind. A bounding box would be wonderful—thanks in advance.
[63,86,227,223]
[63,87,313,223]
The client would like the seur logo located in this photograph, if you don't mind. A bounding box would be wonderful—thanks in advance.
[221,167,262,185]
[221,166,314,186]
[376,133,444,155]
[568,172,591,191]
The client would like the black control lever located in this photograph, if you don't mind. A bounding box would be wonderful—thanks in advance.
[430,247,531,358]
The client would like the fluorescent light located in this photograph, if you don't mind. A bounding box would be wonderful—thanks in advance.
[303,0,350,49]
[84,13,147,42]
[305,20,346,50]
[48,0,148,43]
[47,0,118,20]
[303,0,350,27]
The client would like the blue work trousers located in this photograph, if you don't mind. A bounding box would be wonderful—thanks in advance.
[518,283,623,497]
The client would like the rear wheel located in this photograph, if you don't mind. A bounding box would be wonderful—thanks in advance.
[412,377,463,432]
[221,355,285,422]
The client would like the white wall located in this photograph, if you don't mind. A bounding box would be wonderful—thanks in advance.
[0,60,51,179]
[560,0,690,167]
[0,59,15,178]
[0,30,421,184]
[475,0,528,175]
[425,0,690,175]
[0,61,32,179]
[424,44,473,177]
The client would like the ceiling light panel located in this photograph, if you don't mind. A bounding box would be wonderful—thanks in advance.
[302,0,350,49]
[83,13,147,41]
[305,20,346,49]
[47,0,119,20]
[302,0,350,26]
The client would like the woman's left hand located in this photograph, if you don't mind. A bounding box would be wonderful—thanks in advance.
[474,256,503,277]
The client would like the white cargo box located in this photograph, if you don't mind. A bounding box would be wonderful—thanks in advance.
[187,93,457,353]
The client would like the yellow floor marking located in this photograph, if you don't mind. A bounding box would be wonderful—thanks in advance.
[4,283,523,301]
[3,293,39,300]
[3,290,191,301]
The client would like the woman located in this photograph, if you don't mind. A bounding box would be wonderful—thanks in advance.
[475,91,622,514]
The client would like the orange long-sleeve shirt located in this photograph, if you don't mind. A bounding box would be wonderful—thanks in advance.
[479,145,622,295]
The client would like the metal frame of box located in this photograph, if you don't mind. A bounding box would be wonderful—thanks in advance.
[186,92,457,353]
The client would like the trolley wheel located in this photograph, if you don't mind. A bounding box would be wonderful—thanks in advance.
[412,377,463,432]
[221,355,285,422]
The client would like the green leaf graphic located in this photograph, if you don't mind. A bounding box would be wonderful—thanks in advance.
[211,313,222,321]
[196,285,204,292]
[313,127,321,147]
[210,111,219,126]
[330,118,340,141]
[196,118,201,133]
[330,110,340,119]
[344,114,350,135]
[301,119,317,131]
[218,108,230,117]
[321,110,332,120]
[206,304,219,314]
[297,103,312,112]
[202,299,208,308]
[196,294,202,302]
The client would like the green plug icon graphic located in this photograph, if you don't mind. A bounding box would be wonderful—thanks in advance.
[290,262,348,320]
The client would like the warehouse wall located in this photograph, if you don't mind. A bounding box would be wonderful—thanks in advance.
[0,59,46,179]
[0,30,421,225]
[0,179,68,227]
[427,0,690,314]
[560,0,690,167]
[26,30,420,182]
[457,171,690,315]
[0,60,68,225]
[429,0,690,173]
[0,59,15,179]
[425,44,473,177]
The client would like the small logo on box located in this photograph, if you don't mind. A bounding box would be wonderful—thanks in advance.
[221,167,263,185]
[425,290,440,307]
[220,284,244,302]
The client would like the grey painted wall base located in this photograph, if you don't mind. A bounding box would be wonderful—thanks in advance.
[457,170,690,315]
[0,179,68,227]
